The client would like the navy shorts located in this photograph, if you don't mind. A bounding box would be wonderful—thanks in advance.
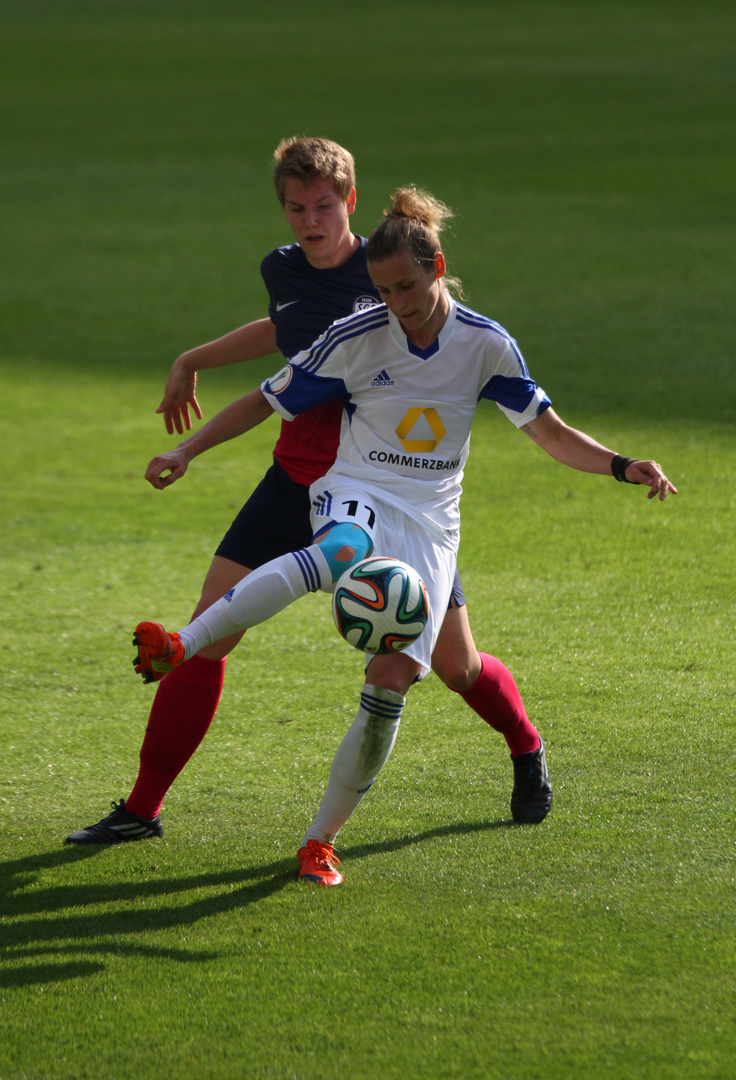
[215,458,466,608]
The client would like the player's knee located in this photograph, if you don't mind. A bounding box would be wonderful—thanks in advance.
[366,653,421,697]
[314,521,373,582]
[431,651,481,692]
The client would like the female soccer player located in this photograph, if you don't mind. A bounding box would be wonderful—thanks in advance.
[128,187,676,885]
[65,141,549,847]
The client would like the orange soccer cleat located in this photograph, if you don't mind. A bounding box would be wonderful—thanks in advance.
[133,621,185,683]
[297,839,343,886]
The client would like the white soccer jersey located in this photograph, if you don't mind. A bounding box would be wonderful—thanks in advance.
[261,298,550,545]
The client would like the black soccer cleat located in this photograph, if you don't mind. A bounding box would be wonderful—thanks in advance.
[64,799,163,845]
[510,739,553,824]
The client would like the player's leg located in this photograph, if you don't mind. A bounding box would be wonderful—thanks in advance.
[64,555,247,845]
[132,520,372,673]
[123,555,248,816]
[433,599,539,753]
[133,482,380,674]
[297,652,419,886]
[65,461,314,845]
[298,498,452,885]
[431,594,552,824]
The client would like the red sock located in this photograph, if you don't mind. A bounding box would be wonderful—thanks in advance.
[457,653,540,759]
[126,654,226,819]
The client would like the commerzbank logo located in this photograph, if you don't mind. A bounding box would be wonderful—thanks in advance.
[395,407,447,453]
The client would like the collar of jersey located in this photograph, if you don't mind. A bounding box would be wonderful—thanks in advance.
[386,296,456,359]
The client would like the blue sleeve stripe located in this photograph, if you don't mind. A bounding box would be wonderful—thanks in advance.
[456,305,530,377]
[479,374,547,413]
[303,307,387,372]
[271,370,350,414]
[301,307,388,374]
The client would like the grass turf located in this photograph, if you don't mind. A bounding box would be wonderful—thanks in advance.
[1,1,735,1078]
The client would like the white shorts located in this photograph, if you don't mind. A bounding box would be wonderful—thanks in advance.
[309,478,456,677]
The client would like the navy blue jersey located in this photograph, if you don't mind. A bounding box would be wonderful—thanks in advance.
[260,238,379,359]
[260,236,381,485]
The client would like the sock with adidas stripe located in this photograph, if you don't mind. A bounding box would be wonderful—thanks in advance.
[302,684,405,846]
[177,544,334,658]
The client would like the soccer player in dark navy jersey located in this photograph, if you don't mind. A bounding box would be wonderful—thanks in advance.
[65,138,551,847]
[259,237,380,487]
[262,238,380,359]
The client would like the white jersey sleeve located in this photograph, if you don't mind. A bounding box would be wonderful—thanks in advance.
[261,307,387,420]
[455,307,550,426]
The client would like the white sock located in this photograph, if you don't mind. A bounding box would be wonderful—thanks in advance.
[178,545,333,658]
[302,684,405,847]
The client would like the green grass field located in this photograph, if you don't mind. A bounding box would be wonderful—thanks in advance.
[1,1,734,1077]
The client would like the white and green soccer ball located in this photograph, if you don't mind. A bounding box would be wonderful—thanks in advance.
[331,556,430,655]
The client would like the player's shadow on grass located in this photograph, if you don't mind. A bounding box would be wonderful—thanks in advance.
[0,818,510,988]
[1,843,105,894]
[0,878,292,988]
[342,816,513,864]
[0,846,296,989]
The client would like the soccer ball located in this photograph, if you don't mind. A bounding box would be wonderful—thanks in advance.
[331,556,430,655]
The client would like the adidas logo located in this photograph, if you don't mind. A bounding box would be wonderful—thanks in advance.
[371,370,394,387]
[312,491,333,517]
[112,822,157,837]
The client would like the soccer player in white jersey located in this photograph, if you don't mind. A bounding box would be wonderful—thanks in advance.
[66,139,556,848]
[131,187,677,886]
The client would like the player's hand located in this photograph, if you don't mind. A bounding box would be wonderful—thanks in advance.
[626,459,678,501]
[145,449,190,490]
[156,363,203,435]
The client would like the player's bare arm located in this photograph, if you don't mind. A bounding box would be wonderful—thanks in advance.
[146,387,275,490]
[523,407,677,501]
[158,318,279,435]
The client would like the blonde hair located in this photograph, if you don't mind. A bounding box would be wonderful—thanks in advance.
[273,137,356,205]
[367,187,463,298]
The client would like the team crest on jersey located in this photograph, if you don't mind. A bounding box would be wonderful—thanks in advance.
[267,365,293,395]
[353,295,379,313]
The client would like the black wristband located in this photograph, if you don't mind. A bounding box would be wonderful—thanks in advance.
[611,455,638,483]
